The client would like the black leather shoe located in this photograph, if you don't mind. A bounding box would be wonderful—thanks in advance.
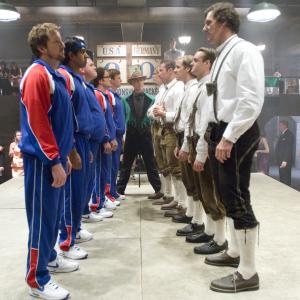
[185,232,214,243]
[148,192,164,200]
[210,272,259,293]
[205,251,240,268]
[176,223,205,236]
[172,215,193,224]
[194,240,228,255]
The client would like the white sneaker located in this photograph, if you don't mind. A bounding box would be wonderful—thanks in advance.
[29,280,70,300]
[104,198,117,210]
[81,212,103,223]
[105,196,120,207]
[98,208,113,218]
[75,229,93,244]
[60,245,88,260]
[48,255,79,273]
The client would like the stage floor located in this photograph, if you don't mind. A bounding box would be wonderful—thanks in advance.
[0,173,299,300]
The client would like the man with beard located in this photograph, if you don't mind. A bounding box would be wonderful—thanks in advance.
[20,23,78,300]
[58,37,94,260]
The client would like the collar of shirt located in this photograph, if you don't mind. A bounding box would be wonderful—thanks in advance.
[216,34,238,54]
[198,74,210,86]
[184,78,198,90]
[165,78,178,90]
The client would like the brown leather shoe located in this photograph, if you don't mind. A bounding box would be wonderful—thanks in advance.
[164,207,186,217]
[210,272,259,293]
[163,196,174,201]
[152,198,165,205]
[205,251,240,268]
[148,192,164,200]
[152,197,173,206]
[161,200,178,210]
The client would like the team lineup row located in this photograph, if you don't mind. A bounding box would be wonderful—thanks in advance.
[20,2,264,299]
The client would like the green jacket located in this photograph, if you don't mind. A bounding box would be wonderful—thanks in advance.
[122,92,155,130]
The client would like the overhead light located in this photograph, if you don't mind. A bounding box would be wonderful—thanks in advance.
[247,2,281,22]
[178,35,191,45]
[256,44,266,51]
[0,1,20,22]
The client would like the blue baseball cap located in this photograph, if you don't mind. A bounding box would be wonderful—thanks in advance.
[64,37,87,54]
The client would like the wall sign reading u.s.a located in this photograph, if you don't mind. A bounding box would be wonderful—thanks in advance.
[96,42,162,93]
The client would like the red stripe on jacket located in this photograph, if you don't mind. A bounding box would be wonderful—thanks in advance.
[21,64,59,161]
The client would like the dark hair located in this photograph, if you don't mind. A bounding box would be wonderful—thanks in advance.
[62,37,86,65]
[279,120,289,128]
[108,68,120,80]
[92,67,107,87]
[197,47,216,69]
[160,60,176,70]
[86,49,94,60]
[205,2,240,34]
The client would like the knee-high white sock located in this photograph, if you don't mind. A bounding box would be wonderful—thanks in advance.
[236,227,258,279]
[165,174,172,197]
[192,201,204,225]
[227,218,240,258]
[213,218,226,246]
[160,174,166,194]
[186,196,194,217]
[204,214,215,236]
[171,176,187,208]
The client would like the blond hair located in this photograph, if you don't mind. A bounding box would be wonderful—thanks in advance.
[28,23,60,57]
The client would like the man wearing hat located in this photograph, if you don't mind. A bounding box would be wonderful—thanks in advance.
[117,65,161,196]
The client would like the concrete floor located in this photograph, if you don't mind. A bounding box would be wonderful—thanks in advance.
[0,174,300,300]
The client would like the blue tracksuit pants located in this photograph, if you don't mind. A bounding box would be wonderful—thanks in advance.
[24,154,65,288]
[83,140,100,215]
[59,135,89,250]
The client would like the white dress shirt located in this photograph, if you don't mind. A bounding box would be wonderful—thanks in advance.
[194,75,212,162]
[147,84,165,121]
[209,34,265,143]
[173,78,199,152]
[161,78,184,123]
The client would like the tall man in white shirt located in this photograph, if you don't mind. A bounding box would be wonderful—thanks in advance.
[198,2,264,293]
[153,60,186,216]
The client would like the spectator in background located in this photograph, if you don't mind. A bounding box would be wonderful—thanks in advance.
[0,141,4,183]
[0,61,9,78]
[10,62,22,95]
[254,133,270,175]
[0,61,12,95]
[164,38,184,61]
[275,120,295,186]
[9,130,24,178]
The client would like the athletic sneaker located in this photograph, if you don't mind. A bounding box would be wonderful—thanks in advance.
[105,195,120,206]
[98,208,114,218]
[47,255,79,273]
[104,198,117,210]
[29,280,70,300]
[81,212,103,223]
[60,245,88,260]
[75,229,93,244]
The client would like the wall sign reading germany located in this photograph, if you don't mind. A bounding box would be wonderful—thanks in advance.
[97,44,127,57]
[132,44,161,57]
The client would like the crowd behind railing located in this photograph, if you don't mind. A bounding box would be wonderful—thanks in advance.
[1,60,300,97]
[0,61,28,96]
